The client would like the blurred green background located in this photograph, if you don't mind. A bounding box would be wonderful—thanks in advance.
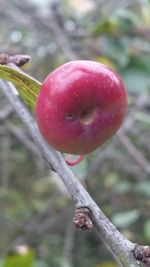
[0,0,150,266]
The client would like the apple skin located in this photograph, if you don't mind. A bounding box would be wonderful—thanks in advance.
[35,60,127,155]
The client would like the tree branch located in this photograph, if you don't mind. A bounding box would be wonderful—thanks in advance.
[0,79,142,267]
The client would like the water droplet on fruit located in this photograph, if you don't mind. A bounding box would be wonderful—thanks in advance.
[66,114,74,121]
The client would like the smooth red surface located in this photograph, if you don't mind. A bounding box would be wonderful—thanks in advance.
[35,60,127,154]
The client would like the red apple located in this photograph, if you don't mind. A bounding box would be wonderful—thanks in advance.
[35,60,127,155]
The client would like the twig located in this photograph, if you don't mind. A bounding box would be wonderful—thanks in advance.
[117,132,150,175]
[120,94,148,133]
[116,93,150,176]
[0,105,13,120]
[0,79,142,267]
[35,8,77,61]
[64,214,76,267]
[5,121,45,174]
[5,121,43,159]
[0,53,31,67]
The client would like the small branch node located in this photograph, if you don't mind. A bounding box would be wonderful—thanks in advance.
[73,207,93,230]
[0,53,31,67]
[0,53,9,65]
[134,245,150,266]
[9,55,31,67]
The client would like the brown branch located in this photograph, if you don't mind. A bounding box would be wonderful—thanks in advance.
[0,105,13,120]
[121,94,148,133]
[34,8,77,61]
[0,79,144,267]
[0,53,31,67]
[5,121,45,174]
[117,132,150,175]
[114,94,150,177]
[5,121,44,159]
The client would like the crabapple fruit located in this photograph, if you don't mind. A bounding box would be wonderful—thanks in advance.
[35,60,127,155]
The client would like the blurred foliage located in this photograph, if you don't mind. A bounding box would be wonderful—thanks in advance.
[0,0,150,267]
[2,246,35,267]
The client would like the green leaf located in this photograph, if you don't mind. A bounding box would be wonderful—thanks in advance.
[143,220,150,241]
[115,9,141,30]
[0,64,41,111]
[2,247,35,267]
[93,9,141,35]
[122,68,150,93]
[135,181,150,197]
[96,261,118,267]
[112,210,140,228]
[93,16,118,35]
[100,38,128,67]
[33,260,49,267]
[0,259,4,267]
[114,181,132,193]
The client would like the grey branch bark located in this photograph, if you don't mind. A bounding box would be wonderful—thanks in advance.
[0,79,142,267]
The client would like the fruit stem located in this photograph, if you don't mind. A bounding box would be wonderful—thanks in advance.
[65,155,84,166]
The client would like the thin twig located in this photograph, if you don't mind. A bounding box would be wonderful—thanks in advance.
[0,80,141,267]
[117,132,150,175]
[5,121,43,159]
